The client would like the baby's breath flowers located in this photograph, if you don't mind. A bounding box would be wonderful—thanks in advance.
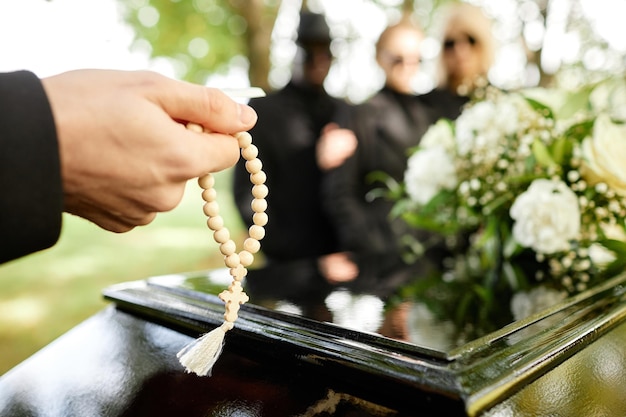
[395,77,626,323]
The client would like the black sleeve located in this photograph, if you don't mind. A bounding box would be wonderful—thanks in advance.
[321,103,374,252]
[0,70,63,264]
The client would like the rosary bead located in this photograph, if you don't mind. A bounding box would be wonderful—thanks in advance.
[181,123,267,377]
[236,131,253,148]
[213,228,231,244]
[241,144,258,160]
[253,212,268,226]
[207,215,225,231]
[198,174,215,190]
[203,201,220,217]
[249,225,265,241]
[239,250,254,267]
[224,253,240,268]
[252,184,269,199]
[250,171,267,185]
[230,265,247,280]
[220,240,236,256]
[186,122,203,133]
[202,188,217,202]
[245,158,263,174]
[243,238,261,254]
[251,198,268,213]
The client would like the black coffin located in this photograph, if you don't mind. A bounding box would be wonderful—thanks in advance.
[2,256,626,416]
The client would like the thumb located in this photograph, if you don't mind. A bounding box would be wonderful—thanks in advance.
[322,122,340,135]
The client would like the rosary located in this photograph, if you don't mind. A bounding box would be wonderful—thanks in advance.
[176,117,267,377]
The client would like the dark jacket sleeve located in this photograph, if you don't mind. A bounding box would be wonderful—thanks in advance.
[0,70,63,264]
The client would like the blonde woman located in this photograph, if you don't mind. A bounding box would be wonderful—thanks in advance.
[421,2,496,121]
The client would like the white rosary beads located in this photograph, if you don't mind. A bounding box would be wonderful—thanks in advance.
[177,124,267,376]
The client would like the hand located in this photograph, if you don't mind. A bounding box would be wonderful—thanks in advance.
[316,123,357,171]
[42,69,258,232]
[317,252,359,284]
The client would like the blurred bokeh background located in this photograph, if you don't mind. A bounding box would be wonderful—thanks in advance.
[1,0,624,374]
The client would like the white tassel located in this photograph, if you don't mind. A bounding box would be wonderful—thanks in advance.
[177,321,234,376]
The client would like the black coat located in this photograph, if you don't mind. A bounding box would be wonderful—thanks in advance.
[321,87,434,256]
[0,71,63,264]
[233,81,351,262]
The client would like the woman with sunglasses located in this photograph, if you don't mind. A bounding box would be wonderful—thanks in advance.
[421,2,496,122]
[319,18,437,281]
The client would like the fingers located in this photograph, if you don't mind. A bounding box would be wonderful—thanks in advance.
[150,73,258,134]
[318,252,359,284]
[65,200,156,233]
[152,120,240,180]
[322,122,339,134]
[64,181,185,232]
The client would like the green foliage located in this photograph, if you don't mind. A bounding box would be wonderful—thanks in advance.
[120,0,248,84]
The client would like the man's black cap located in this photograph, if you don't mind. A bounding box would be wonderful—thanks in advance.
[297,12,331,45]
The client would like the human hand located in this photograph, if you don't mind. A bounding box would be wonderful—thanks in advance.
[316,123,357,171]
[42,69,258,232]
[317,252,359,284]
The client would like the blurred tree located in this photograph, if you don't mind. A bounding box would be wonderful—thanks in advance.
[119,0,624,94]
[119,0,280,91]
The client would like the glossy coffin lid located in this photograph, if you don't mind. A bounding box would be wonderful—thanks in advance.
[103,261,626,416]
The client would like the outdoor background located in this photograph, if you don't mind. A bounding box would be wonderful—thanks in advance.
[1,0,624,374]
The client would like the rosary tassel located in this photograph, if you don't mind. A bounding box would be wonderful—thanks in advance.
[177,321,233,376]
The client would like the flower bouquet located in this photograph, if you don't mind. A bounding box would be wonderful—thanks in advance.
[391,76,626,338]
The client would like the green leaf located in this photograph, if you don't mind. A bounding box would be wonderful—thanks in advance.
[549,137,572,165]
[558,85,595,120]
[598,239,626,257]
[563,120,595,142]
[525,97,555,120]
[531,138,558,168]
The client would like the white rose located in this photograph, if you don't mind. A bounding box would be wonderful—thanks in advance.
[419,118,455,151]
[510,179,581,254]
[589,78,626,122]
[581,114,626,195]
[404,146,457,205]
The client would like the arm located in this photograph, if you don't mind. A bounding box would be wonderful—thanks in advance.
[1,69,258,264]
[321,104,376,253]
[0,71,62,264]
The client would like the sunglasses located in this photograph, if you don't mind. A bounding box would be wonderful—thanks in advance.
[443,34,477,50]
[381,51,421,67]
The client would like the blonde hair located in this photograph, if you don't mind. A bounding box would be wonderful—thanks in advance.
[436,2,495,89]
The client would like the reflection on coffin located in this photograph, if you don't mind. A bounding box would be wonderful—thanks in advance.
[100,252,626,416]
[3,249,626,416]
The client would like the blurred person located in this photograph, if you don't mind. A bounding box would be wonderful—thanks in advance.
[421,2,496,121]
[233,12,357,271]
[321,17,434,274]
[1,69,257,265]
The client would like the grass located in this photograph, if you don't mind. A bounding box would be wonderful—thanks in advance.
[0,169,246,375]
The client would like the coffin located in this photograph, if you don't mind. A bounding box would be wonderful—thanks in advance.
[2,254,626,416]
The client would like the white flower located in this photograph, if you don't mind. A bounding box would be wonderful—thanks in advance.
[510,286,567,321]
[404,146,457,205]
[581,114,626,195]
[419,118,456,151]
[589,78,626,122]
[454,96,523,160]
[510,179,580,254]
[588,243,616,267]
